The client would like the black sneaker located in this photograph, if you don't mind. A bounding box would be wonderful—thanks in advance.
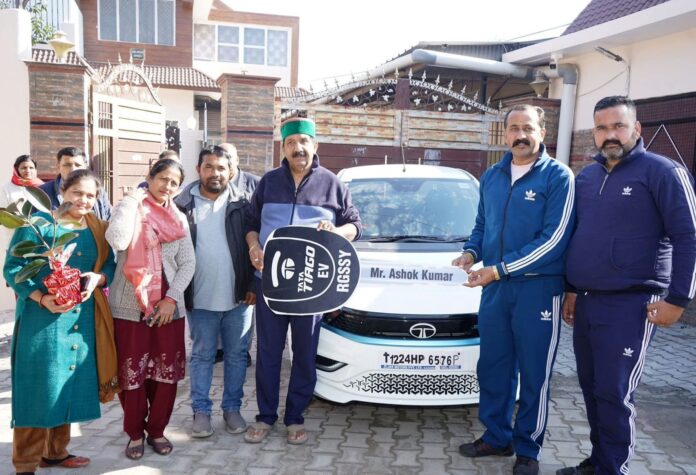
[556,458,595,475]
[513,456,539,475]
[458,438,514,457]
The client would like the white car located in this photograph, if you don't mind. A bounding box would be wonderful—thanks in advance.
[314,164,483,406]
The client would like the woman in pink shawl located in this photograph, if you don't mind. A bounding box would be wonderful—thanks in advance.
[106,158,195,460]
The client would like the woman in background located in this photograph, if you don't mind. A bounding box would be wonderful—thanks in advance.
[106,158,195,460]
[0,154,43,207]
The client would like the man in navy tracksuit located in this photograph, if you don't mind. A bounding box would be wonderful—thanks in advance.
[558,96,696,475]
[454,104,575,475]
[244,117,361,445]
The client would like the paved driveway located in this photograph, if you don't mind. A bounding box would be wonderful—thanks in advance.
[0,319,694,474]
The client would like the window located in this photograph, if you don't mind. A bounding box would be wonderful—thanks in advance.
[267,30,287,67]
[99,0,175,46]
[194,24,215,60]
[244,28,265,65]
[218,26,239,63]
[193,23,289,67]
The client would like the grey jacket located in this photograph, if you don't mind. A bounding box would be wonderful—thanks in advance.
[105,196,196,322]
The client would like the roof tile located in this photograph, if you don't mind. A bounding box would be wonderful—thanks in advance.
[564,0,671,35]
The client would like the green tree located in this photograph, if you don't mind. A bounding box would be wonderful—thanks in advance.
[0,0,54,45]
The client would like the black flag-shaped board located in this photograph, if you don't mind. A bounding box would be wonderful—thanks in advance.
[262,225,360,315]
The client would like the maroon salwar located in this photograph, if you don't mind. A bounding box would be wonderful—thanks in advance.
[114,317,185,440]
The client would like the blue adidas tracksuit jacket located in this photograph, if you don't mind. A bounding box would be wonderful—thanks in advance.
[245,156,361,426]
[463,144,576,460]
[565,138,696,475]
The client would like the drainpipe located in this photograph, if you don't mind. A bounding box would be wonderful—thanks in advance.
[537,64,578,166]
[364,49,532,80]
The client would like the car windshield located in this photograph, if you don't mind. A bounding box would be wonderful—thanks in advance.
[347,177,479,241]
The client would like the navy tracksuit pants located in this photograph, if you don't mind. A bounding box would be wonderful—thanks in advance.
[573,291,658,475]
[477,277,564,460]
[254,278,322,426]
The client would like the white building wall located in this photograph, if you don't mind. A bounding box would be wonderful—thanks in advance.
[194,59,291,86]
[193,21,292,86]
[549,27,696,130]
[157,88,204,186]
[0,9,32,315]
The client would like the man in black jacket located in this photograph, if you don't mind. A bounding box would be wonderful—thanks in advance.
[175,145,258,438]
[39,147,112,220]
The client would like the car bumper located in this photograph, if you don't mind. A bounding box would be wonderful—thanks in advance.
[315,324,481,406]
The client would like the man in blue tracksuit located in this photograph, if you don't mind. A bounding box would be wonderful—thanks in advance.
[558,96,696,475]
[244,117,361,445]
[454,104,575,475]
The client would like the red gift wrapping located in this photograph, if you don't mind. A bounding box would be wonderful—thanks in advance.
[43,265,83,306]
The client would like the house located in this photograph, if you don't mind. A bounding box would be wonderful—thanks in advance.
[0,1,299,314]
[274,40,551,176]
[503,0,696,173]
[21,0,300,199]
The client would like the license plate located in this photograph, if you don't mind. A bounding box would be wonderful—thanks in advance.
[379,351,462,370]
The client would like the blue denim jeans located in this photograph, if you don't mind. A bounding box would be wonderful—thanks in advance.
[188,305,253,414]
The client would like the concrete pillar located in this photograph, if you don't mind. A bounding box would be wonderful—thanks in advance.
[218,74,279,176]
[0,9,31,175]
[0,9,32,316]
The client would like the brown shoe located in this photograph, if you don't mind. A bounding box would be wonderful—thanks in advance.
[513,456,540,475]
[39,454,91,468]
[458,438,514,457]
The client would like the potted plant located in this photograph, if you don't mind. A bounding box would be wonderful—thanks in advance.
[0,187,82,304]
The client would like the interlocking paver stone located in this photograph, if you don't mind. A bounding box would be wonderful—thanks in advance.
[0,317,693,474]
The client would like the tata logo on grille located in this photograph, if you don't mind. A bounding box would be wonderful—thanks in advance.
[409,323,437,339]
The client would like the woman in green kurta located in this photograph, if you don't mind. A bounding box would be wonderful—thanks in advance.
[3,170,115,474]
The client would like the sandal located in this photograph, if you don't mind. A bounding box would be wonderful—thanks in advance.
[39,454,91,468]
[146,436,173,455]
[125,439,145,460]
[244,422,272,443]
[286,424,308,445]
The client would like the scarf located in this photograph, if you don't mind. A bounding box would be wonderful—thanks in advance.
[84,213,121,403]
[11,169,43,187]
[123,194,186,317]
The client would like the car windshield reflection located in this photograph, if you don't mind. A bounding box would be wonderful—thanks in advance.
[347,178,479,240]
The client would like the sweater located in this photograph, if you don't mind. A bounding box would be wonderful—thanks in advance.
[566,138,696,308]
[106,196,196,321]
[245,156,362,246]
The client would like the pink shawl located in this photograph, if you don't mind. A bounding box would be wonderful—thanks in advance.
[123,194,186,317]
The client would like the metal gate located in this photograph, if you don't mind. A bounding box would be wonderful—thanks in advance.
[91,64,165,202]
[276,73,506,177]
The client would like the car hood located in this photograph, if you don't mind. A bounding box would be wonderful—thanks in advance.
[344,245,481,315]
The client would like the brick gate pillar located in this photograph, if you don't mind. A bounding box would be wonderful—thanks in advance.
[218,74,280,176]
[26,53,91,180]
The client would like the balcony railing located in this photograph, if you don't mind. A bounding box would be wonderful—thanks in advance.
[29,0,77,31]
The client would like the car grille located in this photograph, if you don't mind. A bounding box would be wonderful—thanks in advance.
[323,308,478,340]
[344,373,479,396]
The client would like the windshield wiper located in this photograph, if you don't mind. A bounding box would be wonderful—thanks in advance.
[364,235,470,243]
